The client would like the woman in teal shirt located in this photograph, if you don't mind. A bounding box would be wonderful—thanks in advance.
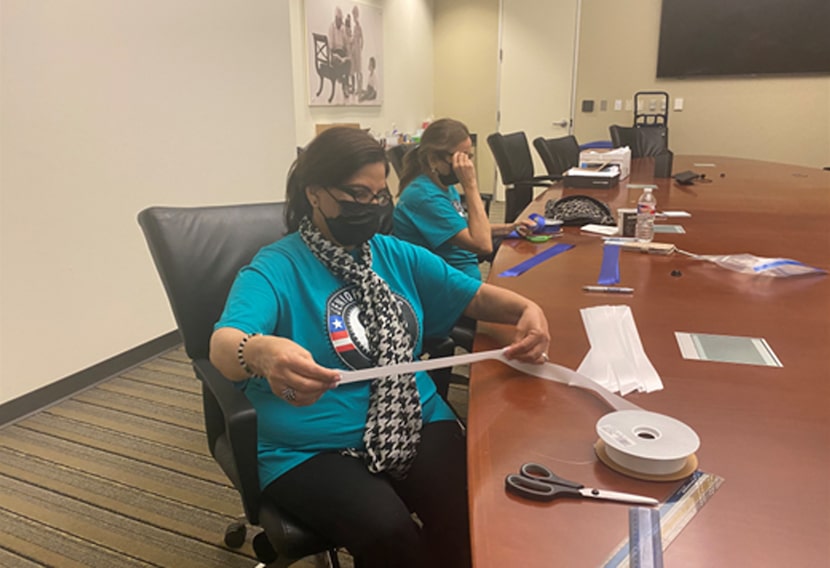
[393,118,537,280]
[210,127,550,568]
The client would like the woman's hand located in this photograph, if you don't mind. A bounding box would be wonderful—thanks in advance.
[210,328,340,406]
[452,151,478,192]
[513,217,539,237]
[502,303,550,364]
[254,335,341,406]
[463,286,551,364]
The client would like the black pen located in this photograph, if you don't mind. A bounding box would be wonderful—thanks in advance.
[582,285,634,294]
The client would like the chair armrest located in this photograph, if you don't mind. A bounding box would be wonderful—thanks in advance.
[193,358,262,525]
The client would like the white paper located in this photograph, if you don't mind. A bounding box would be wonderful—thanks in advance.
[565,165,620,177]
[580,224,619,236]
[577,305,663,394]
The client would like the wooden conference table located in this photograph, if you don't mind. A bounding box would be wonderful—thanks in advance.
[468,156,830,567]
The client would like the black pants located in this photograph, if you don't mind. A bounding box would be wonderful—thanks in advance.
[263,420,471,568]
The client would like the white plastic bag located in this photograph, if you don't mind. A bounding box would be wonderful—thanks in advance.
[679,251,826,277]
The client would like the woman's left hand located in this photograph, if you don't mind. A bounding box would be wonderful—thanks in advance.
[514,217,538,237]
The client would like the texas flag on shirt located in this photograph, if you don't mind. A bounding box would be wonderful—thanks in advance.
[328,315,356,353]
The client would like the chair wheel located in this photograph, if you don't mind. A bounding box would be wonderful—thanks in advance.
[224,521,247,548]
[253,531,278,564]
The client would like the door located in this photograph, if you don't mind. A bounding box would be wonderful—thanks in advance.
[496,0,580,198]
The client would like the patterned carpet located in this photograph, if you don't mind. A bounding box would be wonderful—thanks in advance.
[0,346,469,568]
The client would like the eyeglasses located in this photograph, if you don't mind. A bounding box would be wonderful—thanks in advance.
[327,185,392,206]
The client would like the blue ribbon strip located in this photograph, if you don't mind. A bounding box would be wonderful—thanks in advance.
[597,243,621,285]
[498,243,574,278]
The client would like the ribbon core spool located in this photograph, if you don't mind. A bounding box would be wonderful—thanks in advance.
[596,410,700,480]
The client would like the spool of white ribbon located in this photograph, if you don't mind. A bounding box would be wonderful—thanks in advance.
[596,410,700,475]
[339,349,699,475]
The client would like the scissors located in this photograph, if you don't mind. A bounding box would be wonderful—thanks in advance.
[505,463,658,506]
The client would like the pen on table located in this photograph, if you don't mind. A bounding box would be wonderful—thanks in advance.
[582,285,634,294]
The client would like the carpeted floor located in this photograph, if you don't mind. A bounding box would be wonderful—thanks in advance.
[0,346,470,568]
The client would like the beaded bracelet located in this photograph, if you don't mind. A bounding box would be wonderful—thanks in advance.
[237,332,261,377]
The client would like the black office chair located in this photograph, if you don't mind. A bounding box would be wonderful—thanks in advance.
[138,203,340,568]
[487,131,561,223]
[609,124,668,158]
[532,135,581,177]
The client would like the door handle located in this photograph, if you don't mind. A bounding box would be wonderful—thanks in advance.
[552,119,569,128]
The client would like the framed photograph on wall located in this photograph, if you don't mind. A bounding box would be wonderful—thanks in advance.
[305,0,383,106]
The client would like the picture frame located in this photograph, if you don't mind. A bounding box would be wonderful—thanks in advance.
[305,0,383,106]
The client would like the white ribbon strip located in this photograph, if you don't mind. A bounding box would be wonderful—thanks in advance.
[338,349,640,412]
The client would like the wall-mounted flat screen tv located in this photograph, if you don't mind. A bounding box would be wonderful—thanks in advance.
[657,0,830,78]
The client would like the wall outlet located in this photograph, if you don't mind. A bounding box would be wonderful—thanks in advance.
[673,97,684,111]
[614,99,622,111]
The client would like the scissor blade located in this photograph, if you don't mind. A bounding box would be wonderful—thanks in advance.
[578,487,658,506]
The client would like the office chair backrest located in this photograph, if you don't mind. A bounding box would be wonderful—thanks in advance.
[609,125,637,151]
[386,143,415,178]
[487,131,536,185]
[138,202,287,361]
[637,126,669,157]
[533,135,580,177]
[609,124,668,158]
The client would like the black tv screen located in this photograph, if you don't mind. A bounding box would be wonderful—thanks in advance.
[657,0,830,78]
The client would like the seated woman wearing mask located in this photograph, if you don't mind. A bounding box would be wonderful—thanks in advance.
[392,118,537,280]
[210,127,550,568]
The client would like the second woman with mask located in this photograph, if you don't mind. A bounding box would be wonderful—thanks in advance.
[392,118,537,280]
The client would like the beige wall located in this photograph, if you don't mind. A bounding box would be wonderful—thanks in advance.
[433,0,500,196]
[0,0,437,405]
[574,0,830,167]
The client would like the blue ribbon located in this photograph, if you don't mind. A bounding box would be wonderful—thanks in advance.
[498,243,574,278]
[597,243,621,285]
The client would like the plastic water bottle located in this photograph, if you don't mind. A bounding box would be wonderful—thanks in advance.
[636,187,657,242]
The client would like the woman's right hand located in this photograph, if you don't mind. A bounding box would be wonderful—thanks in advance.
[452,151,478,192]
[253,335,341,406]
[210,328,340,406]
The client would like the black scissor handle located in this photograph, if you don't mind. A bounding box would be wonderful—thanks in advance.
[505,473,556,501]
[520,463,583,489]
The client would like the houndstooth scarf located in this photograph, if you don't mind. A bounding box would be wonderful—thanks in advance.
[299,218,422,478]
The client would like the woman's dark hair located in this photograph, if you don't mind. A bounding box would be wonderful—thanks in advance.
[285,127,388,232]
[397,118,470,194]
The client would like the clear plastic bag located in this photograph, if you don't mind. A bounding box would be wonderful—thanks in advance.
[679,251,826,277]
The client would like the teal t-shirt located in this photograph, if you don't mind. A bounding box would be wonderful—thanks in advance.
[215,232,481,488]
[393,174,482,280]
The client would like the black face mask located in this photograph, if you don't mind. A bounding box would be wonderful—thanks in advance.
[437,165,459,187]
[324,200,394,246]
